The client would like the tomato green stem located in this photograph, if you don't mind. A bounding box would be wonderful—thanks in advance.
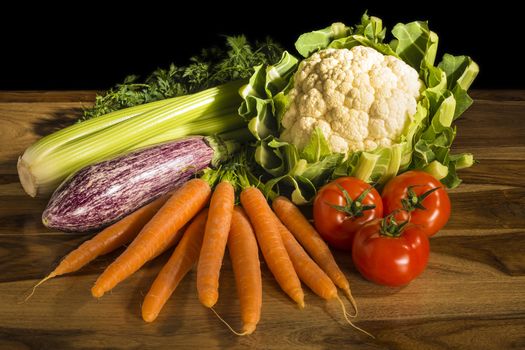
[379,211,410,238]
[401,186,441,212]
[326,183,376,219]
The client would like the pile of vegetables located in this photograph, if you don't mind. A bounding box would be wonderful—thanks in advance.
[34,170,365,335]
[20,12,478,335]
[18,36,282,197]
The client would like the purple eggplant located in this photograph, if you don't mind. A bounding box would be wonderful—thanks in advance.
[43,136,235,232]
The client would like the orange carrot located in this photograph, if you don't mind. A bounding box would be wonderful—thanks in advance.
[150,225,187,260]
[227,206,262,335]
[276,220,337,300]
[25,194,171,299]
[272,196,356,311]
[240,187,304,308]
[276,215,373,338]
[142,209,209,323]
[197,181,235,308]
[91,178,211,298]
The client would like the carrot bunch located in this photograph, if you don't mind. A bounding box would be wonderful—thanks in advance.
[32,168,366,336]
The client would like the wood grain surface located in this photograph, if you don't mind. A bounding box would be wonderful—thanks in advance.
[0,91,524,350]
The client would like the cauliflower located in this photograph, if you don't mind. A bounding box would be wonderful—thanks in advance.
[280,46,422,153]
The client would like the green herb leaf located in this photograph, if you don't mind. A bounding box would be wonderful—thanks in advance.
[82,35,283,121]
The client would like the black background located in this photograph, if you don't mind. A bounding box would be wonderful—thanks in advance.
[1,2,521,90]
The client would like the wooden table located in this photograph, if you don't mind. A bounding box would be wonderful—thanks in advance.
[0,91,524,350]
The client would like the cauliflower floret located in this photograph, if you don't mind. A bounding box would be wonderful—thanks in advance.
[280,46,422,153]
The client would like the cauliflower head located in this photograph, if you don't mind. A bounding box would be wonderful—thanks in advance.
[280,46,422,153]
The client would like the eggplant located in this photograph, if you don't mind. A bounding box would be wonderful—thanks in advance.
[43,136,234,232]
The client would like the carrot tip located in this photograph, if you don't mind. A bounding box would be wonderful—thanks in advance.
[91,286,104,298]
[142,312,157,323]
[336,296,374,338]
[199,293,218,308]
[210,307,249,336]
[243,324,256,335]
[344,288,358,317]
[20,272,57,304]
[200,299,217,309]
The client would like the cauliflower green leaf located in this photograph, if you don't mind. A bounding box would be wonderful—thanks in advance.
[295,22,351,58]
[391,21,438,70]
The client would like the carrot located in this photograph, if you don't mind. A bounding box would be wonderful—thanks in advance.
[142,209,208,323]
[240,187,304,308]
[226,206,262,335]
[91,178,211,298]
[150,225,187,259]
[276,217,373,338]
[276,221,337,300]
[272,196,357,313]
[197,181,235,308]
[24,194,171,300]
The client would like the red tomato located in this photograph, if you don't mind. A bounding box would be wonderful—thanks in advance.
[352,215,430,286]
[382,171,451,237]
[313,177,383,251]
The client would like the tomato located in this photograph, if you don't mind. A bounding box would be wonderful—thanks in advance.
[352,214,430,286]
[313,177,383,251]
[382,171,451,237]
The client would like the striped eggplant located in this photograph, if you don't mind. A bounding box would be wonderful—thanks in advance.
[42,136,235,232]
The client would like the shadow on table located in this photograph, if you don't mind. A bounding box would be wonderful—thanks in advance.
[32,107,81,138]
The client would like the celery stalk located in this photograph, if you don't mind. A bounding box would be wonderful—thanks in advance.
[133,112,246,148]
[24,97,176,160]
[18,80,244,197]
[354,152,380,182]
